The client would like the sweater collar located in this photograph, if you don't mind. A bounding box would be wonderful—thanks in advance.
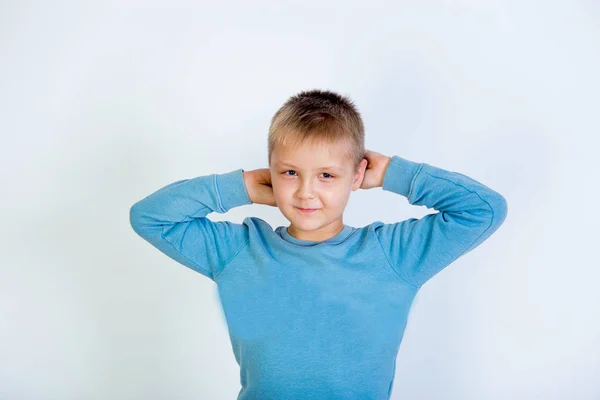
[277,224,354,246]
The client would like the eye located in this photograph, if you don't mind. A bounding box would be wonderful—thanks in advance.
[283,170,334,179]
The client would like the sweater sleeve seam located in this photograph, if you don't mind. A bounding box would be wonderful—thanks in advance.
[213,173,226,213]
[374,229,420,290]
[213,241,249,280]
[406,163,424,199]
[159,227,215,279]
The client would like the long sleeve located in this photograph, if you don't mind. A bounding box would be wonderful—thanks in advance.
[129,168,253,281]
[374,155,508,288]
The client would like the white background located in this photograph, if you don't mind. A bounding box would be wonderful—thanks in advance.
[1,1,598,399]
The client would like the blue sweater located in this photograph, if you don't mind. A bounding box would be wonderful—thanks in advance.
[129,155,507,399]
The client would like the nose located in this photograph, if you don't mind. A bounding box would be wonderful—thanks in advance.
[296,178,316,199]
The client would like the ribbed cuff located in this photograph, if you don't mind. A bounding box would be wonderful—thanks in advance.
[381,155,423,197]
[215,168,253,212]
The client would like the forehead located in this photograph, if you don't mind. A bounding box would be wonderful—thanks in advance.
[272,141,351,170]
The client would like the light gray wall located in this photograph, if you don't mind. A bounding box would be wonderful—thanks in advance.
[1,1,598,399]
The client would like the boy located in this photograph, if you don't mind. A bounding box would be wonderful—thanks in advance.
[129,89,508,399]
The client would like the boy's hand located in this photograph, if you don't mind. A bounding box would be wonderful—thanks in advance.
[360,150,392,189]
[243,169,277,207]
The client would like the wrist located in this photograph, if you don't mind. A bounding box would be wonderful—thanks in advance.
[379,156,392,187]
[242,171,255,203]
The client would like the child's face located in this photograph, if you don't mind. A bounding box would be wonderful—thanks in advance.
[270,140,366,242]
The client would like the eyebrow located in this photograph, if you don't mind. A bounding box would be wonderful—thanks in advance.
[276,162,343,171]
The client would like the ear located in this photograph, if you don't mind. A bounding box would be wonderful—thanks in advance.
[352,158,368,191]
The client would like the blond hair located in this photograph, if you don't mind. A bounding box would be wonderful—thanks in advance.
[268,89,365,171]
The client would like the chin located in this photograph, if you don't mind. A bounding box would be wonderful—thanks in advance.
[294,217,327,230]
[287,212,317,224]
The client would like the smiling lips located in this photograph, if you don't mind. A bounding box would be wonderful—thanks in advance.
[297,207,318,213]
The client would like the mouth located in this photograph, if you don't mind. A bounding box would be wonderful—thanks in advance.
[296,207,319,214]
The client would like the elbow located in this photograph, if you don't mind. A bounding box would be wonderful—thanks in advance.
[129,203,145,234]
[491,194,508,228]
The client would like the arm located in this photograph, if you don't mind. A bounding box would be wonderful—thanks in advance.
[129,168,252,281]
[374,155,508,288]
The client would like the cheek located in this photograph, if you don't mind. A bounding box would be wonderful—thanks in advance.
[319,188,347,208]
[271,184,292,202]
[327,183,353,204]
